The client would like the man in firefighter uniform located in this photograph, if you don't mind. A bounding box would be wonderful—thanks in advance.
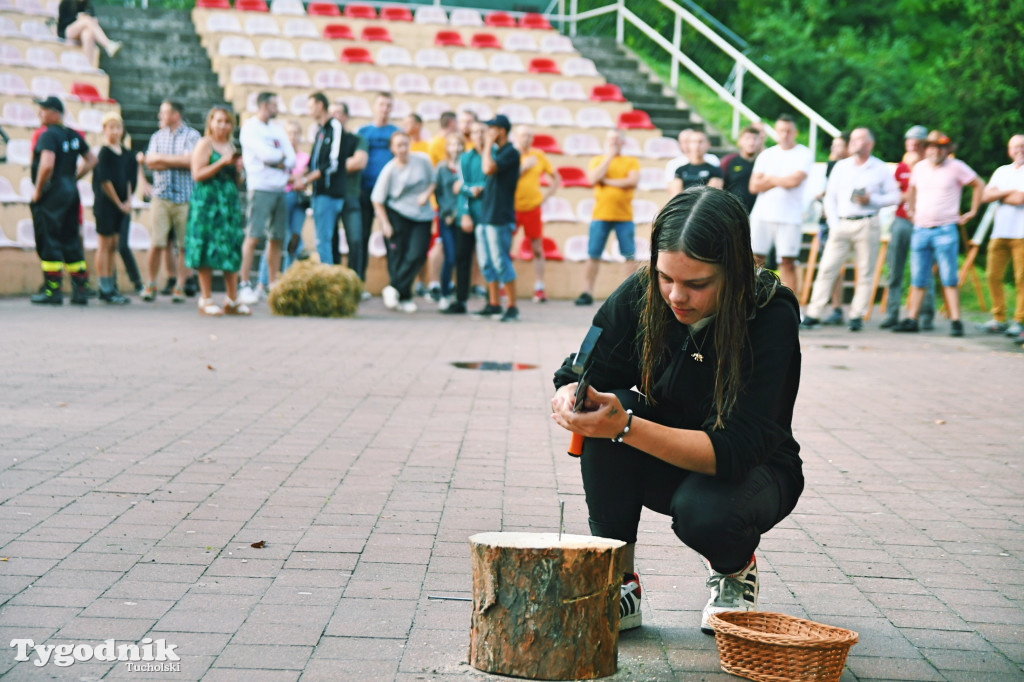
[29,96,97,305]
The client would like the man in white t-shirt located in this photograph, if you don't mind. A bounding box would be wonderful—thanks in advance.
[663,127,721,187]
[238,92,296,304]
[980,134,1024,339]
[748,114,814,293]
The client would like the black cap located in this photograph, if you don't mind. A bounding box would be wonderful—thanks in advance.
[33,96,64,114]
[484,114,511,132]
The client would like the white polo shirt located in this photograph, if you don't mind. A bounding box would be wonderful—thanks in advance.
[750,143,813,225]
[988,163,1024,240]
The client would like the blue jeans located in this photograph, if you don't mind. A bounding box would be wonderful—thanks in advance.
[312,195,345,266]
[911,223,959,288]
[588,220,636,260]
[259,190,307,286]
[886,216,935,321]
[438,218,457,296]
[477,222,516,284]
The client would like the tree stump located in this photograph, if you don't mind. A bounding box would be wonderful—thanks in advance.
[468,532,626,680]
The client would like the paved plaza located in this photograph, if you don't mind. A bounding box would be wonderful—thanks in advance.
[0,294,1022,681]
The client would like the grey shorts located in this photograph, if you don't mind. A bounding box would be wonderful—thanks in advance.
[246,189,287,241]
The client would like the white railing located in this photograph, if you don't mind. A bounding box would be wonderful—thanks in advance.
[552,0,840,151]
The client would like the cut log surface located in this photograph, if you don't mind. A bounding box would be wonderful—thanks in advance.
[469,532,626,681]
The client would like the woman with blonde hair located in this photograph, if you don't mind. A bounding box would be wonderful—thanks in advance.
[92,111,137,304]
[186,106,248,316]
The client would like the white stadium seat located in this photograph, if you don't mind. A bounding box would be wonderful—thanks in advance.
[540,35,575,53]
[231,64,270,85]
[376,46,412,67]
[414,6,447,25]
[258,38,296,60]
[563,57,598,77]
[299,41,334,62]
[473,77,509,98]
[489,53,525,73]
[353,70,390,92]
[549,80,586,101]
[503,33,537,52]
[496,103,533,124]
[219,36,257,58]
[283,18,318,38]
[576,107,614,129]
[449,8,483,26]
[313,68,351,89]
[206,13,242,33]
[511,78,547,100]
[452,50,486,71]
[273,66,311,87]
[414,48,450,69]
[563,134,602,156]
[536,105,574,127]
[245,15,281,35]
[394,73,431,95]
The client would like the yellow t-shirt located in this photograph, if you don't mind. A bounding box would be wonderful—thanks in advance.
[514,148,554,212]
[589,155,640,221]
[411,139,430,155]
[427,134,447,167]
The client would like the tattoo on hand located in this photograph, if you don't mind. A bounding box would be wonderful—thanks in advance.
[608,407,619,416]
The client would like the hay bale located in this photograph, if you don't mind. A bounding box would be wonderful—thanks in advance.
[268,260,363,318]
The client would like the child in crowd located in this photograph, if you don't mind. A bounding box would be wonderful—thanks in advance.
[434,133,464,310]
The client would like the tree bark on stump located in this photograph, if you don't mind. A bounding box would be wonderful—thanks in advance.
[468,532,626,681]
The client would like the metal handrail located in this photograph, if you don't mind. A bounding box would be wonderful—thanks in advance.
[555,0,840,152]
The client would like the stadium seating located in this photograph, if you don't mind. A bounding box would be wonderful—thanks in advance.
[511,78,547,100]
[451,50,486,71]
[496,103,533,124]
[307,2,340,16]
[245,14,280,35]
[576,107,614,128]
[484,11,515,28]
[380,6,413,22]
[415,99,448,120]
[236,0,269,13]
[340,46,373,63]
[563,134,602,156]
[617,110,654,129]
[196,0,231,9]
[207,13,242,33]
[557,166,590,187]
[528,58,560,75]
[470,32,501,50]
[434,30,464,47]
[435,74,470,96]
[323,23,354,40]
[299,41,335,61]
[520,13,553,30]
[258,38,296,59]
[414,48,450,69]
[590,84,625,102]
[414,6,447,24]
[376,46,412,66]
[343,4,376,19]
[536,105,573,127]
[531,133,562,154]
[449,8,482,26]
[473,77,508,98]
[283,18,318,37]
[360,26,392,43]
[489,53,525,73]
[504,33,538,52]
[269,0,303,15]
[313,68,351,89]
[563,57,598,76]
[60,50,98,72]
[542,197,576,223]
[273,66,310,87]
[231,63,270,84]
[643,136,679,159]
[353,70,389,91]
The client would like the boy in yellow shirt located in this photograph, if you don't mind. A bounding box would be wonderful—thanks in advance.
[513,125,561,302]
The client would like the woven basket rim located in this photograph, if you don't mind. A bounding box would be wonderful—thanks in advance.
[709,611,859,648]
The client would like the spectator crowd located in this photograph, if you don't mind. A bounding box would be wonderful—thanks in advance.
[22,91,1024,338]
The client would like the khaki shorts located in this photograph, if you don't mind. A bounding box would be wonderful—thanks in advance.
[151,197,189,250]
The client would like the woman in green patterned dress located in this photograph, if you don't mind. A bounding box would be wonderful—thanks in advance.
[186,105,249,316]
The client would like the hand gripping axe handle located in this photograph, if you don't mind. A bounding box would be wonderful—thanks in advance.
[567,325,602,457]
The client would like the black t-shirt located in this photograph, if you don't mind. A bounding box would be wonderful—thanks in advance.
[93,145,137,219]
[32,124,89,197]
[721,153,756,212]
[674,161,723,188]
[57,0,93,38]
[480,142,519,225]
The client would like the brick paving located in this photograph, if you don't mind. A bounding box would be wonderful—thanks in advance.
[0,294,1022,681]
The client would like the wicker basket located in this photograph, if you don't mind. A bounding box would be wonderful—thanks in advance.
[709,611,858,682]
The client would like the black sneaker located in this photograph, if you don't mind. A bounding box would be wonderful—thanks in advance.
[824,308,844,325]
[473,304,502,319]
[99,290,131,305]
[920,317,935,331]
[575,292,593,306]
[879,313,898,329]
[428,284,441,302]
[414,282,428,298]
[893,318,919,333]
[441,301,467,314]
[950,320,964,337]
[160,278,177,296]
[30,284,63,305]
[848,318,863,332]
[183,274,199,297]
[500,306,519,322]
[799,316,820,330]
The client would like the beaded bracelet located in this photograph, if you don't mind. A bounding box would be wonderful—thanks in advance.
[612,409,633,443]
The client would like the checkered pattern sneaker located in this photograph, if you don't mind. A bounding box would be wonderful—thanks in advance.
[619,572,642,631]
[701,555,758,634]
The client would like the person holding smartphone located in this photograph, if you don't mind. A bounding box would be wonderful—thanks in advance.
[551,187,804,634]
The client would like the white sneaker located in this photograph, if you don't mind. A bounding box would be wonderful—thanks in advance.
[382,285,399,310]
[1005,321,1024,337]
[701,555,758,634]
[360,291,372,301]
[237,282,259,306]
[399,300,417,313]
[437,295,451,311]
[619,572,642,631]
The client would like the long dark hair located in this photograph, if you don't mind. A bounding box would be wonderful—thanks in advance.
[637,186,777,429]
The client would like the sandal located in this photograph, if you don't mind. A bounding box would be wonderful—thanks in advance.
[223,298,251,316]
[198,297,223,316]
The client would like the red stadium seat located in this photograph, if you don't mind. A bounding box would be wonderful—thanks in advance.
[322,23,354,39]
[470,32,501,49]
[70,82,114,103]
[557,166,591,188]
[196,0,231,8]
[527,58,560,74]
[484,11,515,27]
[360,25,392,42]
[343,3,375,18]
[340,46,373,63]
[235,0,268,12]
[590,84,626,102]
[380,6,412,21]
[519,13,553,30]
[307,2,340,15]
[617,110,655,130]
[434,30,465,47]
[531,133,562,155]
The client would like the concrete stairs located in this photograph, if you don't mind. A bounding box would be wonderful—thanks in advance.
[571,35,729,153]
[94,6,229,155]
